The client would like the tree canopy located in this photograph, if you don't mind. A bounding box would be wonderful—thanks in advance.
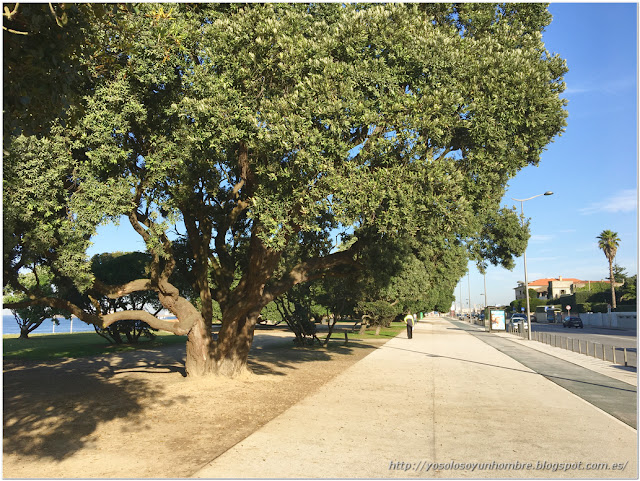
[3,3,567,377]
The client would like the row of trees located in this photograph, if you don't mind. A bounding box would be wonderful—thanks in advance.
[5,241,461,341]
[3,3,568,377]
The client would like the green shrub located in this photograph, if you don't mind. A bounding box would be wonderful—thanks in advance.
[615,304,637,313]
[577,302,591,313]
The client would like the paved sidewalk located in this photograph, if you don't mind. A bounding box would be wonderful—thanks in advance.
[193,317,637,479]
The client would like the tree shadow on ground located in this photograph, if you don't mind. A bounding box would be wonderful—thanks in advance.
[3,340,378,462]
[3,349,188,461]
[248,341,377,376]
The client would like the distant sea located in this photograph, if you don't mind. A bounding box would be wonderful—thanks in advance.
[2,314,96,336]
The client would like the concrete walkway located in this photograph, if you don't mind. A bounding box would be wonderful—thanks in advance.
[193,317,637,478]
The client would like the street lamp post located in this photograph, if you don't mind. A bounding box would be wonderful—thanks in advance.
[483,271,487,309]
[467,272,471,316]
[512,191,553,340]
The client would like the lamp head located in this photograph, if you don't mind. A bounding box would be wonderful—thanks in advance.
[544,191,554,196]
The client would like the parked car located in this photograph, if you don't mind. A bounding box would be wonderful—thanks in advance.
[510,315,528,330]
[562,316,584,328]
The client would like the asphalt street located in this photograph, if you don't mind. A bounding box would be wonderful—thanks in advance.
[524,323,637,368]
[532,323,636,346]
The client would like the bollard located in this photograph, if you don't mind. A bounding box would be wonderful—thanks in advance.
[602,345,606,361]
[578,340,582,355]
[613,346,616,364]
[624,347,628,367]
[585,341,589,357]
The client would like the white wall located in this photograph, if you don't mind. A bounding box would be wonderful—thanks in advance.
[579,312,637,330]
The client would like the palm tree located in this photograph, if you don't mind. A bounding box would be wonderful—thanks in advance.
[597,230,621,310]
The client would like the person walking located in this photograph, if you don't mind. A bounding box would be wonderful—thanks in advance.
[404,311,415,339]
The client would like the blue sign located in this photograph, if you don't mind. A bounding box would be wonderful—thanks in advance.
[521,307,525,312]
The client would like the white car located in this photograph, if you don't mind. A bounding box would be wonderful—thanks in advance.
[510,315,528,330]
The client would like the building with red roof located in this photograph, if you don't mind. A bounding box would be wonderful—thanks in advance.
[514,276,618,301]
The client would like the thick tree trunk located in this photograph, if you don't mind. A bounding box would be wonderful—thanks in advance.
[609,260,617,310]
[213,310,258,377]
[185,316,215,377]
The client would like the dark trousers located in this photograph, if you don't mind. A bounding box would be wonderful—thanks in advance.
[407,324,413,339]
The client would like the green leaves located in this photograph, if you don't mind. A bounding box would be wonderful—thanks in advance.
[4,3,567,329]
[597,230,620,261]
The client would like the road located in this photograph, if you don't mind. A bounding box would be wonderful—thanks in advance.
[528,322,637,368]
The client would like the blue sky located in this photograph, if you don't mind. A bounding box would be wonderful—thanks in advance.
[85,3,638,312]
[456,2,638,311]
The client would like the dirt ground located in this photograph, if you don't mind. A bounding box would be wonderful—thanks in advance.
[3,329,387,478]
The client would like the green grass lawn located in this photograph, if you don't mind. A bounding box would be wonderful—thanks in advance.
[321,321,405,341]
[3,331,187,361]
[3,321,406,361]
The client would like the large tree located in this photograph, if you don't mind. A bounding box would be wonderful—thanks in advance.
[4,3,567,377]
[596,229,621,310]
[3,268,66,339]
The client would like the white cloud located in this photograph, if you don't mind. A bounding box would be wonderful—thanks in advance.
[563,87,590,95]
[530,234,554,242]
[564,76,635,96]
[579,189,637,215]
[527,256,560,262]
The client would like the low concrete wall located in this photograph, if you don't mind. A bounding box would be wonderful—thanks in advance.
[579,312,637,330]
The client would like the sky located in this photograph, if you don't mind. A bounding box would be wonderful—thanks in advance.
[455,2,638,311]
[83,3,638,313]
